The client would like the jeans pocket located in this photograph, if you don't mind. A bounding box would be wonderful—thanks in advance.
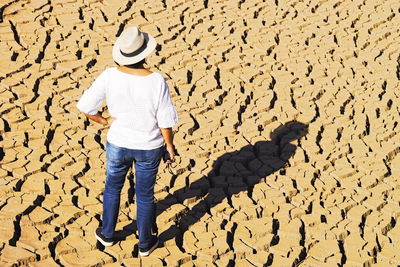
[136,146,163,164]
[106,141,124,163]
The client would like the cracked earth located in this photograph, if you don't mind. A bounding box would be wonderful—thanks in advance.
[1,0,400,266]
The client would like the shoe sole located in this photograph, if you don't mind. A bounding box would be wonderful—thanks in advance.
[139,239,159,257]
[95,230,113,247]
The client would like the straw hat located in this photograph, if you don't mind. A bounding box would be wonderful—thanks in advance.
[112,26,157,65]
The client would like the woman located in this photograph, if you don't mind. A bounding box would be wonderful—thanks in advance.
[76,26,178,257]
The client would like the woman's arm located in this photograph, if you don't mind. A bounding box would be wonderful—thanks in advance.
[160,127,174,163]
[84,112,115,126]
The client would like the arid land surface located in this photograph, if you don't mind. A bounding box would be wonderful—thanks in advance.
[1,0,400,266]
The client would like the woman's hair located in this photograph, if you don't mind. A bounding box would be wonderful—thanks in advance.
[125,59,146,69]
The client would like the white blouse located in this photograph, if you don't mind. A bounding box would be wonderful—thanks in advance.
[76,67,178,150]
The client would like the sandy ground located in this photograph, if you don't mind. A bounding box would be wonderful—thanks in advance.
[0,0,400,266]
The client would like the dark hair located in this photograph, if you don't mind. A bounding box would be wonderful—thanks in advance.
[125,59,146,69]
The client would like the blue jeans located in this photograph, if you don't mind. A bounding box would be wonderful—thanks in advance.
[102,141,163,248]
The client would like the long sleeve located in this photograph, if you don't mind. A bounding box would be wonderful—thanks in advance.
[156,79,178,128]
[76,70,107,115]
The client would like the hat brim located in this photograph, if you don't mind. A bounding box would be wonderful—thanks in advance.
[112,32,157,65]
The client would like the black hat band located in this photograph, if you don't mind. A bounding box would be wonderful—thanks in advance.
[120,39,148,57]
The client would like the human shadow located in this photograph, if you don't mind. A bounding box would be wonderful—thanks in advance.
[154,120,309,248]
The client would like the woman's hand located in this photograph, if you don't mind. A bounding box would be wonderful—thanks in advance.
[84,113,115,126]
[106,116,116,125]
[165,144,175,164]
[160,128,175,164]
